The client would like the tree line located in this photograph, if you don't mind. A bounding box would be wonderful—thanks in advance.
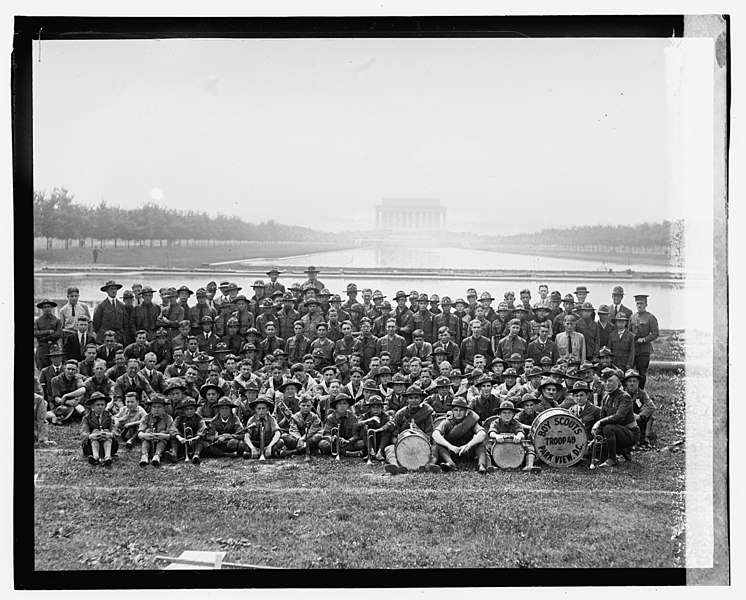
[490,221,683,250]
[33,188,333,248]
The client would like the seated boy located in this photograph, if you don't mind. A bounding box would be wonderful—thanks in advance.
[431,396,488,474]
[243,396,285,459]
[168,397,206,464]
[283,393,323,456]
[113,391,148,448]
[204,397,248,458]
[570,381,601,443]
[355,395,394,461]
[319,393,364,457]
[622,369,656,448]
[80,391,119,467]
[488,399,539,472]
[35,393,55,445]
[137,394,177,467]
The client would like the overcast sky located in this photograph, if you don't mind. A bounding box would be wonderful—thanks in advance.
[33,37,680,234]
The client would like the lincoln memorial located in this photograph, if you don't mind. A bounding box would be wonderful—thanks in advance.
[375,198,446,231]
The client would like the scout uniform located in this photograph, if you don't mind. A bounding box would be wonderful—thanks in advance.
[432,397,489,473]
[356,395,395,460]
[596,305,615,350]
[34,299,63,369]
[468,375,501,424]
[233,296,256,335]
[319,393,365,456]
[459,330,493,370]
[113,393,148,445]
[203,397,249,457]
[169,397,207,462]
[113,367,155,406]
[283,400,324,455]
[382,385,439,474]
[609,286,633,323]
[277,293,301,340]
[138,395,177,466]
[301,266,326,294]
[425,376,455,414]
[622,369,656,447]
[156,289,184,338]
[494,322,528,362]
[133,288,161,340]
[80,392,120,464]
[609,313,636,372]
[265,268,286,298]
[196,316,220,354]
[150,329,173,371]
[487,399,538,471]
[243,397,286,458]
[629,295,659,389]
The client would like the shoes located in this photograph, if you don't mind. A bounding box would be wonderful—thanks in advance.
[398,466,408,474]
[620,450,632,462]
[103,458,113,468]
[125,440,134,450]
[139,456,148,467]
[374,452,385,461]
[87,456,97,465]
[242,452,252,459]
[441,462,456,472]
[486,466,497,474]
[165,451,178,463]
[425,464,442,473]
[598,459,618,468]
[151,455,161,467]
[192,455,201,465]
[384,464,399,475]
[478,467,487,475]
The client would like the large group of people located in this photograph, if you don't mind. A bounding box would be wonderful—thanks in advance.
[34,266,660,473]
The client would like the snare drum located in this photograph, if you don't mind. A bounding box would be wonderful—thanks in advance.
[490,436,525,469]
[395,428,431,470]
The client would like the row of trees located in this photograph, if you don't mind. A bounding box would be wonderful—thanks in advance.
[491,221,683,249]
[33,188,333,248]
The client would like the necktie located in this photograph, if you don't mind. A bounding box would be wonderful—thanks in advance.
[72,305,76,317]
[79,333,83,347]
[568,334,573,357]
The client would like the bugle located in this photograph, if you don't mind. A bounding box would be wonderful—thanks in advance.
[259,419,266,461]
[183,426,193,462]
[589,433,605,470]
[330,425,341,461]
[365,428,377,466]
[303,421,312,463]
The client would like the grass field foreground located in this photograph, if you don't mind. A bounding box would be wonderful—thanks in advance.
[34,375,686,571]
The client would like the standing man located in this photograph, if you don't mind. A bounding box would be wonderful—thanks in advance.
[609,313,635,373]
[555,315,586,363]
[376,319,407,370]
[58,286,92,342]
[412,294,435,343]
[609,286,633,323]
[552,294,576,338]
[629,294,659,390]
[597,305,614,350]
[134,286,161,341]
[574,302,601,361]
[189,288,217,336]
[34,299,63,369]
[526,322,559,365]
[494,319,527,363]
[265,268,285,298]
[533,284,550,308]
[459,320,493,371]
[392,290,415,345]
[277,292,301,341]
[92,280,127,344]
[62,315,95,362]
[301,266,326,292]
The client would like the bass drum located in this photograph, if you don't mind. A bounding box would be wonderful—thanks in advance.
[491,437,525,469]
[395,428,431,471]
[531,408,587,468]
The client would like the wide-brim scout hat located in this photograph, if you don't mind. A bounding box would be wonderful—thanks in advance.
[270,289,284,299]
[195,288,207,298]
[612,286,625,295]
[449,369,462,379]
[36,298,58,309]
[199,383,224,399]
[348,303,364,314]
[508,353,524,363]
[246,328,261,338]
[525,366,543,378]
[193,352,213,364]
[245,379,260,392]
[200,315,214,324]
[467,368,484,382]
[281,291,295,302]
[224,282,241,293]
[497,400,519,414]
[156,327,169,337]
[578,361,595,373]
[49,346,65,357]
[447,396,469,410]
[394,290,408,300]
[562,294,575,304]
[575,285,590,295]
[234,294,249,304]
[362,379,380,392]
[490,356,507,367]
[564,368,582,382]
[403,385,426,397]
[572,381,591,392]
[474,375,495,387]
[304,298,321,308]
[375,366,392,377]
[259,298,274,310]
[598,346,614,357]
[387,373,407,387]
[601,367,623,380]
[497,302,510,311]
[621,369,642,384]
[534,305,550,312]
[550,291,562,301]
[515,393,538,408]
[84,391,108,407]
[433,347,449,356]
[214,342,230,354]
[512,305,528,313]
[365,395,385,407]
[537,377,559,393]
[597,304,610,315]
[479,292,494,302]
[177,285,194,296]
[278,379,301,393]
[161,287,177,298]
[304,266,320,274]
[100,280,124,292]
[549,365,565,376]
[612,312,629,321]
[216,396,236,409]
[503,368,518,378]
[248,395,274,411]
[417,293,429,303]
[329,392,353,408]
[433,375,451,388]
[178,397,199,410]
[346,283,358,293]
[146,394,168,407]
[163,378,188,395]
[579,302,595,311]
[252,280,266,289]
[266,268,283,276]
[453,298,468,308]
[54,405,76,422]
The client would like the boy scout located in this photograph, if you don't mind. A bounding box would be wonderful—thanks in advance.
[168,397,206,464]
[50,360,87,423]
[138,394,177,467]
[34,299,63,369]
[357,395,394,461]
[609,313,635,372]
[425,376,454,415]
[113,391,147,448]
[283,394,323,456]
[468,375,501,424]
[629,294,659,389]
[203,397,248,458]
[569,381,601,442]
[80,392,119,467]
[488,399,539,472]
[319,392,364,457]
[92,280,126,343]
[244,396,285,459]
[622,369,656,448]
[383,385,439,474]
[432,396,489,473]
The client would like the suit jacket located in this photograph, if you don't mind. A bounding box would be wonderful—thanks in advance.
[93,298,127,343]
[375,334,407,366]
[609,328,636,371]
[139,368,166,394]
[432,341,460,371]
[494,335,528,362]
[609,303,633,323]
[570,402,601,437]
[134,303,162,339]
[96,343,123,368]
[62,332,96,362]
[526,338,559,365]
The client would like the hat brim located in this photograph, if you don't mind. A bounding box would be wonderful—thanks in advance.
[100,283,123,292]
[36,301,58,308]
[248,399,274,411]
[199,384,223,398]
[163,384,188,395]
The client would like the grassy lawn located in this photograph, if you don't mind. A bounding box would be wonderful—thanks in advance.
[34,375,685,570]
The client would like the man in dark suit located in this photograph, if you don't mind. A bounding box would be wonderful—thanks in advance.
[39,346,65,405]
[62,315,96,361]
[133,286,161,340]
[93,280,127,343]
[96,330,123,368]
[609,286,634,323]
[526,321,559,365]
[459,319,493,371]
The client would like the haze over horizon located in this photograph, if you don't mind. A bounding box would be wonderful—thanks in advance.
[34,38,685,235]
